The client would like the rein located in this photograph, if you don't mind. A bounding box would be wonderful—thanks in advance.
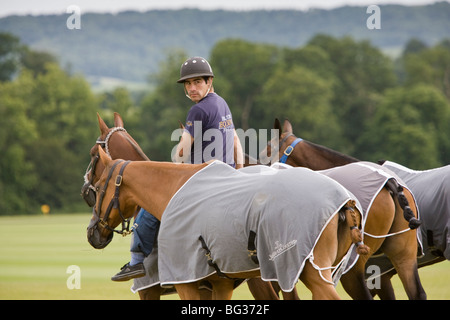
[95,160,133,236]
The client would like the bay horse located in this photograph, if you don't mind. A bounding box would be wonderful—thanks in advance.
[87,135,369,299]
[261,118,426,300]
[377,160,450,298]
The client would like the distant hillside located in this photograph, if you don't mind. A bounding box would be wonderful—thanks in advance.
[1,2,449,86]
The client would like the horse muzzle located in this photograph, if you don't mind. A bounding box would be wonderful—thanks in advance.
[87,212,113,249]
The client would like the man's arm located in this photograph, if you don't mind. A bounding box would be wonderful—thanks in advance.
[233,129,244,169]
[173,130,194,163]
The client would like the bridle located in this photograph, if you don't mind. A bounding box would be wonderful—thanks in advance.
[97,127,128,157]
[279,135,303,164]
[268,132,303,164]
[83,126,151,237]
[81,127,128,207]
[82,127,135,236]
[93,159,133,236]
[81,153,100,207]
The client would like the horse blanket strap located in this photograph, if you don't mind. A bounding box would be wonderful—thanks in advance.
[280,138,303,163]
[427,230,435,249]
[198,235,234,280]
[247,231,259,265]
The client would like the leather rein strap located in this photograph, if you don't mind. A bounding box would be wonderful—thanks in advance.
[96,160,132,236]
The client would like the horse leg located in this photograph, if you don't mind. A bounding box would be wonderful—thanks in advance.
[340,189,395,300]
[340,260,372,299]
[370,270,396,300]
[199,288,213,299]
[209,278,235,300]
[300,261,340,300]
[175,282,201,300]
[138,285,162,300]
[280,288,300,300]
[380,190,426,300]
[300,215,341,300]
[269,281,299,300]
[247,278,280,300]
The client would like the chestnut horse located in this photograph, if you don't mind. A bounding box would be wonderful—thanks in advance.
[260,119,426,300]
[82,113,279,299]
[87,136,369,299]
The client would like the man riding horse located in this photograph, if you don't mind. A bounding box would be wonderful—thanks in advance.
[112,57,244,281]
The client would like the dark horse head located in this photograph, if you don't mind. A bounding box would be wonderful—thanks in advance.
[83,112,149,249]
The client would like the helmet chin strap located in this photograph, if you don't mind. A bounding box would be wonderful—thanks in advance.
[203,84,212,98]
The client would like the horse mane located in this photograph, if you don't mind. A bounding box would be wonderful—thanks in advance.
[304,140,359,164]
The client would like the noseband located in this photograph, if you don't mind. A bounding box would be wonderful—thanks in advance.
[94,160,133,236]
[81,154,100,207]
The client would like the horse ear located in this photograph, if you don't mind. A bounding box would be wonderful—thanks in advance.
[98,145,111,166]
[114,112,124,128]
[97,113,109,135]
[283,119,293,134]
[274,118,282,137]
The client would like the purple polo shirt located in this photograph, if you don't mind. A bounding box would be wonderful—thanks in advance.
[184,93,236,167]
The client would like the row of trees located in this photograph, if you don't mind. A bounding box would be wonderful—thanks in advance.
[1,32,450,214]
[140,36,450,167]
[1,33,98,214]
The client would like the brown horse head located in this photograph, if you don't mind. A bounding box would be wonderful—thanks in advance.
[259,118,295,164]
[260,118,358,169]
[81,113,149,206]
[84,112,149,249]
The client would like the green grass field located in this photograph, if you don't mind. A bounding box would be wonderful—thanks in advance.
[0,213,448,300]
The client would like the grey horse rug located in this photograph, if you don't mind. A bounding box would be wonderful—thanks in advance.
[383,161,450,263]
[151,160,361,292]
[318,161,422,273]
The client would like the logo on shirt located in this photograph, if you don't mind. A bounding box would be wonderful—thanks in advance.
[219,115,233,130]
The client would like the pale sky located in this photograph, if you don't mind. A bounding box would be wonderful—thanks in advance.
[0,0,446,17]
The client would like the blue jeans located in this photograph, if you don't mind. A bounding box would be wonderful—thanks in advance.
[130,208,159,256]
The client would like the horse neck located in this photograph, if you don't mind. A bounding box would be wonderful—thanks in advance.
[124,161,207,220]
[289,140,358,170]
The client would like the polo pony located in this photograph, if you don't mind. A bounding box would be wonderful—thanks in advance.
[260,118,426,300]
[86,116,370,300]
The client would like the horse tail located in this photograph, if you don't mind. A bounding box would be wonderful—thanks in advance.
[385,179,421,229]
[343,200,370,256]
